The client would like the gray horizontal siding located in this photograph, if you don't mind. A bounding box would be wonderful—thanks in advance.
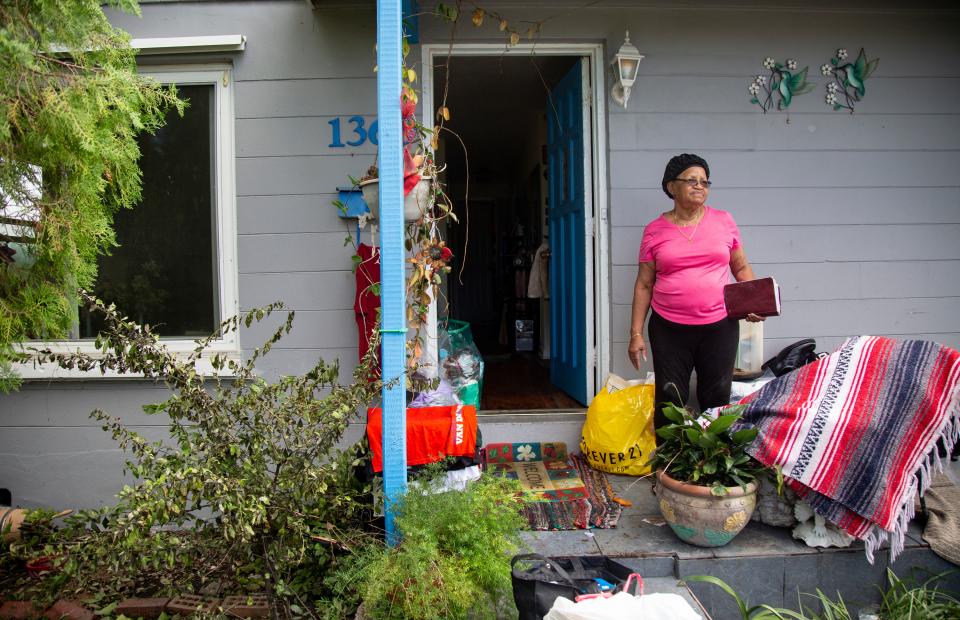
[612,260,960,305]
[611,188,960,227]
[609,112,960,151]
[236,79,376,119]
[590,1,959,377]
[608,333,960,380]
[243,347,360,382]
[237,156,371,196]
[0,382,173,427]
[238,116,377,157]
[610,151,960,189]
[238,194,349,235]
[612,224,960,265]
[611,297,960,344]
[238,232,356,273]
[240,309,359,349]
[110,2,378,81]
[609,77,960,115]
[239,271,354,310]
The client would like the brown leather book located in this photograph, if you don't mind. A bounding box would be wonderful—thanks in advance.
[724,277,781,319]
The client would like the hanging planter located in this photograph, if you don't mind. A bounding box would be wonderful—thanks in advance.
[359,175,434,222]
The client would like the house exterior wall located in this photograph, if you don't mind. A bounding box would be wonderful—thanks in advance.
[418,1,960,381]
[1,0,958,508]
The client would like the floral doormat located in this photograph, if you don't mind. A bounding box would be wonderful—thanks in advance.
[482,442,622,530]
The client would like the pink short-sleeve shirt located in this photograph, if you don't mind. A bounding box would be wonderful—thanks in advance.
[638,206,741,325]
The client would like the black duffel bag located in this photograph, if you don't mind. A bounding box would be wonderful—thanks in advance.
[762,338,821,377]
[511,554,636,620]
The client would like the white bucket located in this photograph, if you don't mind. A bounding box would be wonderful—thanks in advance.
[358,176,434,221]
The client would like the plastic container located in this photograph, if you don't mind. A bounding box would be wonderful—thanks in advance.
[734,319,764,379]
[438,319,485,409]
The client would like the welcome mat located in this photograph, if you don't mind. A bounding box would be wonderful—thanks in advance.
[483,444,627,530]
[483,442,590,530]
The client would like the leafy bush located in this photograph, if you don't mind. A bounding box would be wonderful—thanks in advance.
[348,471,525,620]
[0,0,183,391]
[5,292,384,615]
[650,403,766,496]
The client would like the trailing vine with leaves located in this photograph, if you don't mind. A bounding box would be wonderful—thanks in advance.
[337,1,552,388]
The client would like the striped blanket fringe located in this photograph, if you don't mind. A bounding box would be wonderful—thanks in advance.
[733,336,960,564]
[864,401,960,563]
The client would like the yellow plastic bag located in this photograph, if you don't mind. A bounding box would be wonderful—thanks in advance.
[579,373,656,476]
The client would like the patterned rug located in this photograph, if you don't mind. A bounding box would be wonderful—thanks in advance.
[483,442,626,530]
[483,442,591,530]
[571,453,627,529]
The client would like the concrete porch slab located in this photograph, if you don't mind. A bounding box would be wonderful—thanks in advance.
[515,471,960,619]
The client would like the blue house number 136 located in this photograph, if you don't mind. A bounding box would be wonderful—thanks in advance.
[329,116,378,147]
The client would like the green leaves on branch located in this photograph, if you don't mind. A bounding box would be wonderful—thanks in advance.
[18,292,387,615]
[0,0,183,391]
[348,471,525,620]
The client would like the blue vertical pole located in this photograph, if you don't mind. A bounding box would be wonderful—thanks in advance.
[376,0,407,547]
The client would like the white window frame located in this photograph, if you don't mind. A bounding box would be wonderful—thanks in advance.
[18,65,240,379]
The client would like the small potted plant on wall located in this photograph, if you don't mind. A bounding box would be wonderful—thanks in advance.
[650,402,767,547]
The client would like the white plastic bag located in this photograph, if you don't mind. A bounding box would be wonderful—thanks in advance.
[544,591,702,620]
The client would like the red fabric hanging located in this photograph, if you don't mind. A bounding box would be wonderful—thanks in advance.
[366,405,478,473]
[354,243,381,377]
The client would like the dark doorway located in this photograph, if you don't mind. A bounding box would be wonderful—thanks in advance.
[436,55,583,411]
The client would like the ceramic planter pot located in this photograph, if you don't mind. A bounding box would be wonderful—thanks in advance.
[358,176,434,221]
[655,469,757,547]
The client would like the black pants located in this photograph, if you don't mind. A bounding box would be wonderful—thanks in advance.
[647,310,739,430]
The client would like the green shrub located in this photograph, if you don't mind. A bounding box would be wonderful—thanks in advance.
[352,471,524,620]
[4,293,384,615]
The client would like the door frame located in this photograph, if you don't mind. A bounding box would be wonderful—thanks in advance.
[421,42,610,403]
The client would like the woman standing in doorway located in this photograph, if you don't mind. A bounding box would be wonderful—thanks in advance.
[628,153,764,430]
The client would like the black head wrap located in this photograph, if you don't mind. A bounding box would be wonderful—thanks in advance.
[661,153,710,199]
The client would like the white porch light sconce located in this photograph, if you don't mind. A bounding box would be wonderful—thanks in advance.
[610,31,644,108]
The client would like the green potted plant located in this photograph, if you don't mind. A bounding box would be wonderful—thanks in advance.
[649,403,767,547]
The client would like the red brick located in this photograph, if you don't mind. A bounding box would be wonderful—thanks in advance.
[222,594,269,618]
[114,598,170,619]
[44,600,93,620]
[164,595,219,617]
[0,601,43,620]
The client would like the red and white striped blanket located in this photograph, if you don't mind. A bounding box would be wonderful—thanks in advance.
[734,336,960,562]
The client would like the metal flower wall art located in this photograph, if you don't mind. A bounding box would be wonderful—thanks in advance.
[820,48,879,113]
[748,57,816,113]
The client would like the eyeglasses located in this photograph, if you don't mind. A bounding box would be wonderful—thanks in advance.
[674,177,712,188]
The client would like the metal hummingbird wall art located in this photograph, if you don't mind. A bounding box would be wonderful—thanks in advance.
[820,48,879,113]
[748,57,816,113]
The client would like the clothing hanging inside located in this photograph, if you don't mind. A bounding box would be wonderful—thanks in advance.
[527,239,551,299]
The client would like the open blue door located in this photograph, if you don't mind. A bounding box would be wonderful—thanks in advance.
[547,59,588,405]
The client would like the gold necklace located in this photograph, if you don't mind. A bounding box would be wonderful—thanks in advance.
[670,207,704,242]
